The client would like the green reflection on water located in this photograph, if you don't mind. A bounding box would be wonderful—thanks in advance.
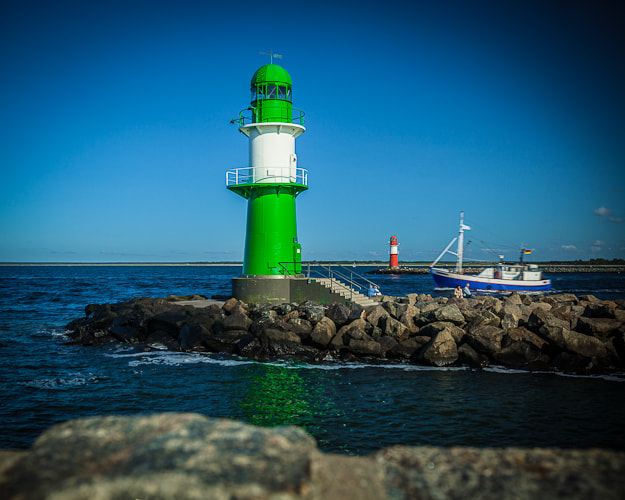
[238,363,314,426]
[235,363,345,448]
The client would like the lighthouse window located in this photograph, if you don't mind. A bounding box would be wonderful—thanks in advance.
[286,87,292,101]
[266,84,277,98]
[252,87,266,101]
[277,86,287,99]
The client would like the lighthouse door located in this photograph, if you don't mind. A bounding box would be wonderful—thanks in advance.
[289,153,297,182]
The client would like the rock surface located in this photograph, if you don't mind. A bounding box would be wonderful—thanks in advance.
[1,413,624,500]
[64,293,625,376]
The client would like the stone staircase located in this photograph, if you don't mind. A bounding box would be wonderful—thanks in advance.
[314,277,378,308]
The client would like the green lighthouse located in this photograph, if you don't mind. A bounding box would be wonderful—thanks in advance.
[227,63,307,280]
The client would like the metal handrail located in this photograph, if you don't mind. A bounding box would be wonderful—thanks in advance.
[231,108,305,126]
[226,167,308,187]
[277,262,380,299]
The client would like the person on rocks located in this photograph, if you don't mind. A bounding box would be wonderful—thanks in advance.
[463,283,472,298]
[368,284,381,297]
[453,285,463,299]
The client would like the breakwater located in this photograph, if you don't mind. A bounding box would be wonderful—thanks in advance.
[65,291,625,377]
[369,265,625,274]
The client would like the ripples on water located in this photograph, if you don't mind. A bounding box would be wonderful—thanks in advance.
[0,265,624,454]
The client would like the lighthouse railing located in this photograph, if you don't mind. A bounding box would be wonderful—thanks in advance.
[226,167,308,186]
[277,262,380,299]
[231,108,306,126]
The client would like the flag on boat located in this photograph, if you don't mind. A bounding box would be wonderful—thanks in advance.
[461,224,471,230]
[524,249,532,255]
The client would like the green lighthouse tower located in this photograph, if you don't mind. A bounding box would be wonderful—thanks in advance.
[227,63,308,299]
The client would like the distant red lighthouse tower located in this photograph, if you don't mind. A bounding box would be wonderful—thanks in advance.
[389,236,399,268]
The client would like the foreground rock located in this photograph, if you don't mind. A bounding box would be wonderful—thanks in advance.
[64,293,625,376]
[1,413,623,499]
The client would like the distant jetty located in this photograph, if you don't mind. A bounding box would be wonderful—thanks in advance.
[368,265,625,275]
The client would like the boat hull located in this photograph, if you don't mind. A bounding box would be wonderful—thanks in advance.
[430,268,551,292]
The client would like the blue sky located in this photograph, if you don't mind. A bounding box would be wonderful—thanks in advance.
[1,0,624,263]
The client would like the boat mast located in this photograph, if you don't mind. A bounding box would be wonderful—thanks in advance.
[457,211,465,273]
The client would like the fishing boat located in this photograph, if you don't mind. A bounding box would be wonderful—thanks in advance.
[429,212,551,292]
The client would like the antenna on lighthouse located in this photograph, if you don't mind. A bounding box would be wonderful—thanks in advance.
[260,49,283,64]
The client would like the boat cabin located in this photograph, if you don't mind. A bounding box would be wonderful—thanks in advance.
[477,263,543,281]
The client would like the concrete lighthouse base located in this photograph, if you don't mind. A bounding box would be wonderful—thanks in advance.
[232,276,352,306]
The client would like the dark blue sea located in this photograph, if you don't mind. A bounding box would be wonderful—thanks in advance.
[1,265,624,455]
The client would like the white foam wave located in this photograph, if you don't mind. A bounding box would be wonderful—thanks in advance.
[19,374,97,389]
[483,365,625,382]
[104,350,625,381]
[273,360,471,372]
[50,329,71,338]
[106,350,255,368]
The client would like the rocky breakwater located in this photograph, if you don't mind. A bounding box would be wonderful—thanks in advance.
[2,413,624,499]
[65,292,625,376]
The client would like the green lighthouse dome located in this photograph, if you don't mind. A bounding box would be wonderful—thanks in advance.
[249,64,294,123]
[250,64,292,87]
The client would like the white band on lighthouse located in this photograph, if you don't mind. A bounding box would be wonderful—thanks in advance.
[240,122,305,184]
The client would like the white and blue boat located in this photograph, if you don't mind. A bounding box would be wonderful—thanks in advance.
[429,212,551,293]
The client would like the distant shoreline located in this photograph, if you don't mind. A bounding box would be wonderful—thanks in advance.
[1,262,624,273]
[0,262,244,267]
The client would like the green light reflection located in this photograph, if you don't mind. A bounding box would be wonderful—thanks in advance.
[235,363,338,441]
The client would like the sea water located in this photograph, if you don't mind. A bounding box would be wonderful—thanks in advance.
[0,265,624,454]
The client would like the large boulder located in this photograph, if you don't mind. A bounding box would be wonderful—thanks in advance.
[464,325,505,355]
[481,297,503,316]
[222,298,249,316]
[89,302,118,329]
[2,413,317,500]
[418,330,459,366]
[298,302,326,324]
[527,308,569,334]
[179,322,211,351]
[499,302,523,330]
[364,305,390,328]
[467,310,501,331]
[396,304,420,333]
[575,317,623,339]
[310,317,337,348]
[378,335,399,355]
[503,327,548,351]
[493,341,551,370]
[348,339,382,356]
[419,322,465,344]
[109,315,144,344]
[378,316,409,341]
[418,304,465,326]
[222,312,252,332]
[342,324,370,341]
[457,343,489,368]
[549,305,577,329]
[537,326,612,362]
[504,292,523,306]
[381,301,401,319]
[260,328,302,346]
[500,313,519,331]
[377,444,625,500]
[550,293,580,306]
[325,303,351,327]
[287,318,314,339]
[387,337,428,360]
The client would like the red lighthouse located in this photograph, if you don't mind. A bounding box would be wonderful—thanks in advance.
[389,236,399,268]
